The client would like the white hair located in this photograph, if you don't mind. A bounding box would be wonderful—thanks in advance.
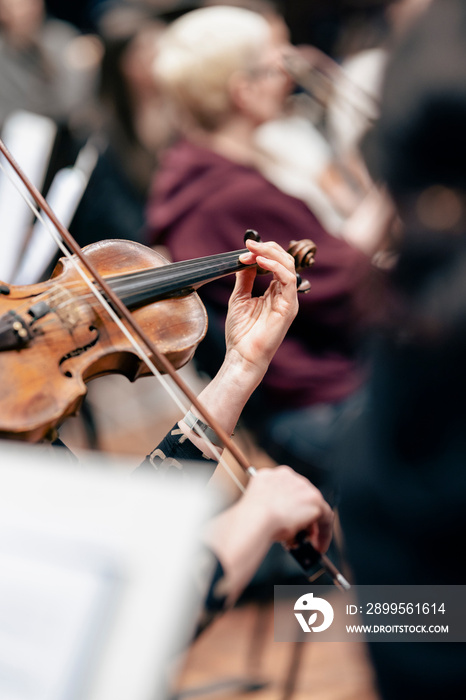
[154,6,270,130]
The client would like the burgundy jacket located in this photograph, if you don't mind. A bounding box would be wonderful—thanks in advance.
[146,140,368,411]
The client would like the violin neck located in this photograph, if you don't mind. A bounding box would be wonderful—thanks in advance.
[107,248,249,308]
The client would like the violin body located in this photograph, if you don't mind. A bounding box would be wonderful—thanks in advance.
[0,240,207,442]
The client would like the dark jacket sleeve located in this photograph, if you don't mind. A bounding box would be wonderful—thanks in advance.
[135,422,217,481]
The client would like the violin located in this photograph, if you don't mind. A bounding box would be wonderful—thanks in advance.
[0,232,316,442]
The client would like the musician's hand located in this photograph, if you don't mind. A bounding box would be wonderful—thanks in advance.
[241,466,334,553]
[203,466,334,605]
[225,238,298,374]
[179,240,298,457]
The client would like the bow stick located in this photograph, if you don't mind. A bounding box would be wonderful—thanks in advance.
[0,138,350,591]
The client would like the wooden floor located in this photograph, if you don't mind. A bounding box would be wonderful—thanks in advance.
[172,602,380,700]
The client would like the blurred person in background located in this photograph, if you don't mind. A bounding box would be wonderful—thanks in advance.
[200,0,364,236]
[146,5,371,507]
[328,0,433,175]
[325,0,434,256]
[0,0,100,294]
[0,0,99,131]
[201,1,383,244]
[338,0,466,696]
[69,5,175,247]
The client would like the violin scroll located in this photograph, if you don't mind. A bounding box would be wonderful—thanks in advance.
[288,239,317,293]
[288,239,317,270]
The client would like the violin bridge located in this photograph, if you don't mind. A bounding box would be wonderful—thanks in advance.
[47,286,92,331]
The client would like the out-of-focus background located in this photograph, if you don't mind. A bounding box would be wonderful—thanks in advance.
[2,1,462,699]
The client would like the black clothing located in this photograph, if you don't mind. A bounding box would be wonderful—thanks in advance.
[135,422,229,632]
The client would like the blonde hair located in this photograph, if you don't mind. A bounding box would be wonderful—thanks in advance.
[154,6,270,131]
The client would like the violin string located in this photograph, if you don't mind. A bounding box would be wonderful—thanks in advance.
[6,278,113,315]
[6,247,247,311]
[0,157,247,494]
[4,246,246,313]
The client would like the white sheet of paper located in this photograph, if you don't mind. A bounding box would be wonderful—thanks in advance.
[0,443,214,700]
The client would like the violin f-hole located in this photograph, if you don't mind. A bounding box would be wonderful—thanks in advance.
[58,325,100,374]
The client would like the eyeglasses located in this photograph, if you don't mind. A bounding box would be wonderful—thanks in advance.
[247,63,285,81]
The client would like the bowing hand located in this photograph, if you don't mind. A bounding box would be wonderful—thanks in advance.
[243,466,334,554]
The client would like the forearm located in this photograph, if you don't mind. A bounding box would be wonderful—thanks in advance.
[179,348,266,457]
[202,497,274,606]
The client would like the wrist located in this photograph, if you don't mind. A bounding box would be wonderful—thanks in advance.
[221,348,267,392]
[235,491,278,547]
[180,349,267,455]
[208,497,274,570]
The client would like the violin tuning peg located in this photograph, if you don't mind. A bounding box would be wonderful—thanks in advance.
[244,229,261,243]
[296,273,311,293]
